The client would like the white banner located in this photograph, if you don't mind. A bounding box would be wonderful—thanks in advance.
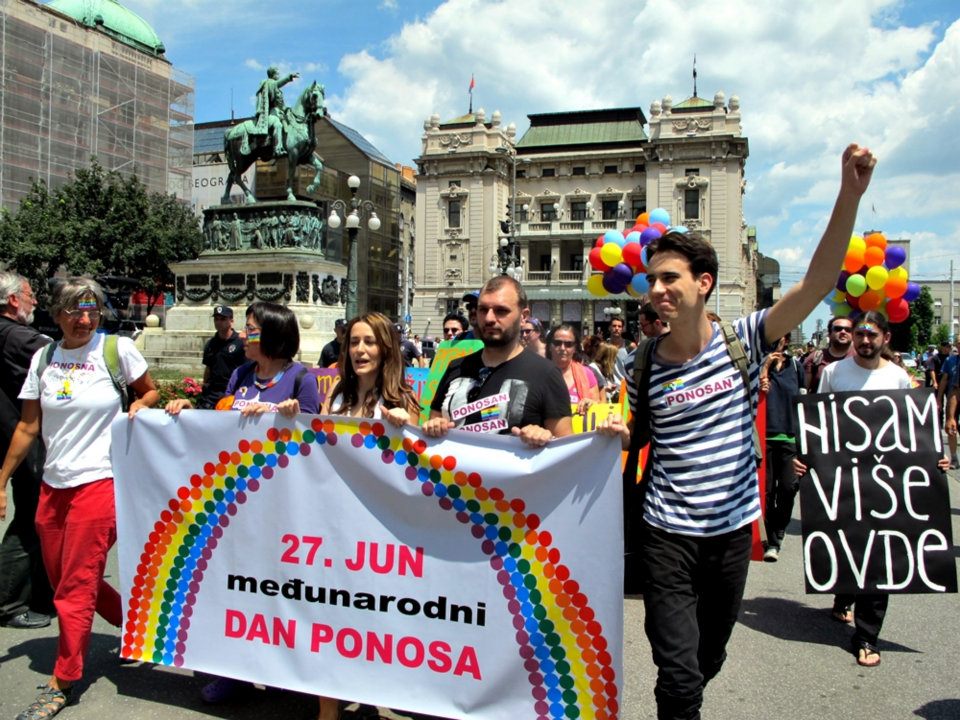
[112,412,624,720]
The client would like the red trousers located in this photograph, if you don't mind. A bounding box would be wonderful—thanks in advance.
[35,478,122,682]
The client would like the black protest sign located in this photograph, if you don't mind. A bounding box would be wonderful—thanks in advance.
[794,388,956,594]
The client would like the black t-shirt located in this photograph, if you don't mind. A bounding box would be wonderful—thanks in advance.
[199,331,245,408]
[320,338,341,368]
[431,349,571,434]
[0,316,51,412]
[401,339,422,367]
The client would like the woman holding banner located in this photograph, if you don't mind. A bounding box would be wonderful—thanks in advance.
[166,301,320,704]
[166,301,319,419]
[318,311,419,719]
[0,277,158,720]
[548,325,601,415]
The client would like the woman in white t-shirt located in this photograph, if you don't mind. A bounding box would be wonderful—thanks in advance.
[0,278,158,720]
[318,311,419,720]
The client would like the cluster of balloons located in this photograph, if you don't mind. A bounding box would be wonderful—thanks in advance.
[826,232,917,323]
[586,208,687,297]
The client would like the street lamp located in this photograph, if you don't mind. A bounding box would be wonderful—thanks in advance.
[493,146,526,280]
[328,174,380,320]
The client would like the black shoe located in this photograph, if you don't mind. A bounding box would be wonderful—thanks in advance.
[4,611,52,629]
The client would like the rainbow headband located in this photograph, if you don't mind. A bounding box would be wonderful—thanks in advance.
[123,419,619,719]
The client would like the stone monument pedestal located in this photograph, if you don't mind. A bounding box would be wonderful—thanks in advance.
[141,201,349,370]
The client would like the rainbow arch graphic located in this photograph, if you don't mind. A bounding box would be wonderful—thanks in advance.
[123,418,619,720]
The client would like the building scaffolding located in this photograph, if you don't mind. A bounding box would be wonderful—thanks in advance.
[0,0,194,211]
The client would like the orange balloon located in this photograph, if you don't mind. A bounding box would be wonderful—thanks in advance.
[864,246,885,267]
[864,232,887,250]
[636,212,650,226]
[858,289,884,311]
[884,276,907,299]
[843,252,865,274]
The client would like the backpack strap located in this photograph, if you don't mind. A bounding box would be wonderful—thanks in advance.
[622,338,656,489]
[103,335,131,412]
[35,342,57,385]
[718,321,761,462]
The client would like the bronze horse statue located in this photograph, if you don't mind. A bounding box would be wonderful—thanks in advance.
[222,81,325,203]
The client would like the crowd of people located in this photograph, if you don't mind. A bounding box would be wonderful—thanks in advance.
[1,144,957,720]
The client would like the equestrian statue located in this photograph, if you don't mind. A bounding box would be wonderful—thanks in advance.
[223,68,325,203]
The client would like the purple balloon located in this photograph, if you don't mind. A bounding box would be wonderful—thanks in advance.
[836,271,850,292]
[902,281,921,302]
[884,245,906,269]
[603,263,633,295]
[640,227,662,245]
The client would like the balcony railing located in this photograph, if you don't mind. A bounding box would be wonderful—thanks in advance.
[523,270,583,284]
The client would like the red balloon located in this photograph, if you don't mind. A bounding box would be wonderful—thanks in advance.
[887,297,910,323]
[846,293,861,311]
[651,222,668,234]
[589,247,609,271]
[622,243,643,270]
[595,236,605,248]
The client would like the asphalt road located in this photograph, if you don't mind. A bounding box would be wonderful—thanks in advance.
[2,470,958,720]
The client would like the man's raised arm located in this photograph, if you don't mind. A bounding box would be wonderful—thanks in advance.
[765,144,877,344]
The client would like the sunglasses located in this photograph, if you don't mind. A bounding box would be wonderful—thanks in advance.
[63,308,101,320]
[521,328,535,335]
[831,326,852,334]
[443,327,460,335]
[552,339,575,349]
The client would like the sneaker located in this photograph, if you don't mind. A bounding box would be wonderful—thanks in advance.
[763,546,780,563]
[4,611,52,629]
[200,677,250,704]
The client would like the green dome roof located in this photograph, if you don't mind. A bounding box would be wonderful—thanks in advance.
[47,0,165,55]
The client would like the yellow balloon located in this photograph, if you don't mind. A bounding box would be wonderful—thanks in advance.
[847,235,866,255]
[599,242,622,267]
[888,266,908,283]
[865,265,888,290]
[587,273,608,297]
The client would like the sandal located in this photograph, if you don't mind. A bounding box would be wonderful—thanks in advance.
[854,641,881,667]
[16,685,71,720]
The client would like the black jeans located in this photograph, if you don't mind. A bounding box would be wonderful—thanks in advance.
[0,463,54,620]
[763,440,798,549]
[640,521,753,720]
[833,593,888,647]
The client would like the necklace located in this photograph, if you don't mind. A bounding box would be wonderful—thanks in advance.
[253,363,290,391]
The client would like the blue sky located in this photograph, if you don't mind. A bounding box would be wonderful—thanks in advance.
[120,0,959,333]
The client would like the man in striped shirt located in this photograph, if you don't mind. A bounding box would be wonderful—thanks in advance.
[601,144,877,720]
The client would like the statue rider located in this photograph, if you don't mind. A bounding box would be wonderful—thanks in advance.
[247,66,299,157]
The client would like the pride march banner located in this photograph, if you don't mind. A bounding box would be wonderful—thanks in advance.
[112,412,624,720]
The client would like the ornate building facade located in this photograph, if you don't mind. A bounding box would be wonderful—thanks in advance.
[412,91,756,337]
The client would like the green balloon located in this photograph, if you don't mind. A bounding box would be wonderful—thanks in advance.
[845,274,867,297]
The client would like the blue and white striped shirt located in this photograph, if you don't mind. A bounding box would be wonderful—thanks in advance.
[626,311,769,536]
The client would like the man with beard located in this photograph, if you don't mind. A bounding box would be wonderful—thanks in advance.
[805,311,941,668]
[0,272,54,629]
[804,316,854,391]
[424,276,571,447]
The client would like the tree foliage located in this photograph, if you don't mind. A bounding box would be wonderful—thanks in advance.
[0,160,201,309]
[912,286,935,350]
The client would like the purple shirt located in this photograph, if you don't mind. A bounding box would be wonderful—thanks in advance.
[224,361,320,413]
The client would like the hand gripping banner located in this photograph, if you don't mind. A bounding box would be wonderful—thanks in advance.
[112,411,624,719]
